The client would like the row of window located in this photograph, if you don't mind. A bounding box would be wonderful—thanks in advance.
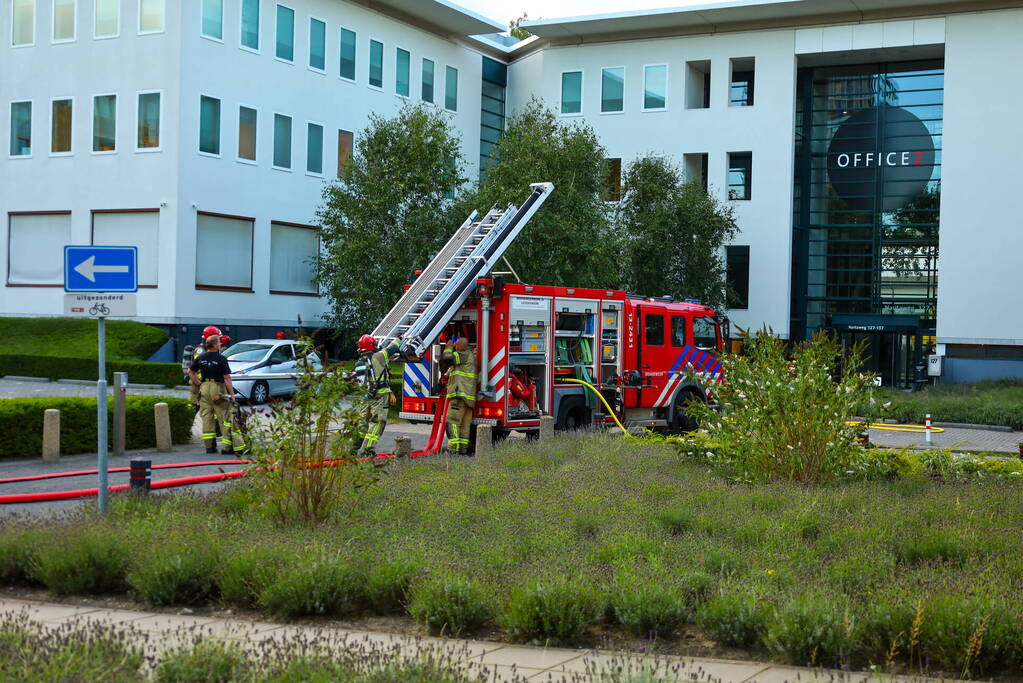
[8,92,161,156]
[643,313,720,348]
[199,1,459,111]
[11,0,165,45]
[560,58,755,115]
[6,210,319,295]
[601,151,754,202]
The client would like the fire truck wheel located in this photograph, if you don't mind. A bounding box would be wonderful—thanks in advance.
[491,428,510,445]
[556,397,591,432]
[670,389,703,434]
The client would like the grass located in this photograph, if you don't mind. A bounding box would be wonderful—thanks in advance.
[3,432,1023,676]
[882,378,1023,429]
[0,316,167,360]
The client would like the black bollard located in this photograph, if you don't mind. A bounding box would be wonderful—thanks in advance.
[129,459,151,493]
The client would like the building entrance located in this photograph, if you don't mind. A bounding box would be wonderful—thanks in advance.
[832,313,924,387]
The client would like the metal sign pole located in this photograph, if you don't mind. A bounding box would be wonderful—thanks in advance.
[97,316,108,514]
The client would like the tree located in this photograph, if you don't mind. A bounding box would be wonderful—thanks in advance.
[509,13,531,40]
[618,156,739,309]
[317,104,472,332]
[472,98,620,289]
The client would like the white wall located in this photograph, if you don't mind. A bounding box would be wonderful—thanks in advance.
[937,8,1023,346]
[508,28,798,336]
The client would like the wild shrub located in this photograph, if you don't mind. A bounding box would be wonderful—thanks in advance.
[155,641,252,682]
[858,599,919,668]
[892,529,967,566]
[0,526,42,585]
[365,556,424,614]
[917,597,1023,676]
[702,549,744,577]
[696,591,765,648]
[572,512,602,540]
[128,542,220,606]
[685,330,882,484]
[218,545,290,609]
[827,554,894,595]
[764,593,857,668]
[500,577,604,645]
[655,508,693,536]
[258,551,367,619]
[612,577,689,638]
[34,527,129,595]
[408,573,494,636]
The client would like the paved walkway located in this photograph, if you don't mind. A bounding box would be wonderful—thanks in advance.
[867,424,1023,453]
[0,597,923,682]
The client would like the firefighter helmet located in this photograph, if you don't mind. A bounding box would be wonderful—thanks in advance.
[357,334,378,352]
[220,335,231,347]
[275,331,286,340]
[202,325,221,339]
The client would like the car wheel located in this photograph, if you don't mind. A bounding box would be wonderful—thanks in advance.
[250,380,270,405]
[670,389,702,433]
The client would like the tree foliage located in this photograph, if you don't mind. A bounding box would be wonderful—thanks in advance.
[509,13,532,40]
[316,104,471,332]
[618,156,739,309]
[473,98,620,289]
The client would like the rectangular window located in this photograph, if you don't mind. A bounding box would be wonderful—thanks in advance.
[13,0,34,45]
[337,128,353,176]
[93,210,159,286]
[240,0,259,49]
[396,48,410,97]
[686,60,710,109]
[306,122,323,175]
[270,222,318,294]
[644,314,665,346]
[693,316,718,348]
[195,212,253,290]
[199,95,221,155]
[729,58,755,107]
[51,98,72,153]
[308,17,325,71]
[8,212,70,284]
[421,58,434,103]
[136,91,160,149]
[200,0,222,39]
[601,67,624,113]
[238,106,256,161]
[273,113,292,169]
[603,158,622,202]
[139,0,163,33]
[53,0,75,41]
[445,65,458,111]
[275,4,294,62]
[92,94,116,152]
[643,64,667,111]
[369,39,383,88]
[726,245,750,309]
[683,152,708,192]
[560,71,582,115]
[727,151,752,200]
[9,102,32,157]
[94,0,118,38]
[339,27,356,80]
[671,316,687,347]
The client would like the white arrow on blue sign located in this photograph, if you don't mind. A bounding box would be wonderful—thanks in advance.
[64,246,138,293]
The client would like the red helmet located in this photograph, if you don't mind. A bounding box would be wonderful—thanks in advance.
[357,334,378,352]
[275,331,286,340]
[220,335,231,346]
[202,325,221,339]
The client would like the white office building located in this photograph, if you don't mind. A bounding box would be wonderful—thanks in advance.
[3,0,1022,385]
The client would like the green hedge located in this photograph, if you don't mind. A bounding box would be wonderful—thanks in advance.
[0,317,168,360]
[881,379,1023,429]
[0,396,193,459]
[0,355,182,387]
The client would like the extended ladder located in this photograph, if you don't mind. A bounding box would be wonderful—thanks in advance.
[372,182,554,359]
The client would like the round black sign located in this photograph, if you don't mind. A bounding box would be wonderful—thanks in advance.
[826,104,935,212]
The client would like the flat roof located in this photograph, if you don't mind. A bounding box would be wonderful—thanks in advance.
[367,0,505,37]
[521,0,998,40]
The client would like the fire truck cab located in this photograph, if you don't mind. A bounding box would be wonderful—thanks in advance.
[399,277,728,438]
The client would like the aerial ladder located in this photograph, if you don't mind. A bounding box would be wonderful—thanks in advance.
[372,182,554,360]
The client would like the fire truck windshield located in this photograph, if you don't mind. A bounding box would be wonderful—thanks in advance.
[693,316,717,349]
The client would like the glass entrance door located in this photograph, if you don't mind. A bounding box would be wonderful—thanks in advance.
[839,331,918,387]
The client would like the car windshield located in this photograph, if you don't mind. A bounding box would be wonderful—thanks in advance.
[224,343,272,362]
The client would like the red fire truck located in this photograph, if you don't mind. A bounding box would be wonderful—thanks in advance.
[398,279,728,437]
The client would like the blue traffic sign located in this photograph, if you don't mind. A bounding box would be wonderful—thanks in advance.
[64,246,138,293]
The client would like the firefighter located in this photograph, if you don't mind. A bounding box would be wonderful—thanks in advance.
[188,326,221,414]
[354,334,401,456]
[442,337,477,456]
[188,334,239,455]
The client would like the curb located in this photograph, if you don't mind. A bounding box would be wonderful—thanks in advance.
[933,421,1015,433]
[55,379,95,386]
[126,383,167,390]
[2,376,51,383]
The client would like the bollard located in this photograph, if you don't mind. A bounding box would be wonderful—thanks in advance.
[1018,443,1023,460]
[924,414,932,445]
[475,424,493,458]
[393,435,411,458]
[112,372,127,457]
[42,409,60,462]
[129,459,151,492]
[539,415,555,442]
[154,402,172,452]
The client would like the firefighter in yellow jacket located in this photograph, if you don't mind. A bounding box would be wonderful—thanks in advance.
[355,334,401,456]
[442,337,477,456]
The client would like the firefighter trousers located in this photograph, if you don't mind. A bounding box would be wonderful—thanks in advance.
[199,382,239,452]
[445,397,474,454]
[190,383,221,436]
[360,394,389,455]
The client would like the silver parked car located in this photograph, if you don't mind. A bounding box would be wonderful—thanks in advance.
[223,339,322,404]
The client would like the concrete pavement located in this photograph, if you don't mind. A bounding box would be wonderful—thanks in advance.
[866,424,1023,453]
[0,376,188,399]
[0,597,926,682]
